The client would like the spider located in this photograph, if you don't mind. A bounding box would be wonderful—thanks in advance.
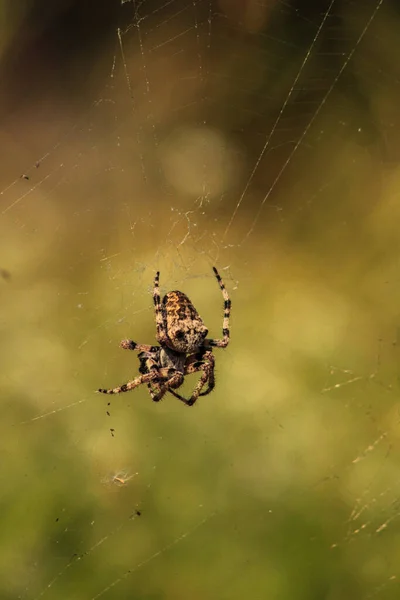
[98,267,231,406]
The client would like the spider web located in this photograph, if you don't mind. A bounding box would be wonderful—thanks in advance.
[1,0,400,598]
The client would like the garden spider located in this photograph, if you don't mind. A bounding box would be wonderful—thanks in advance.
[98,267,231,406]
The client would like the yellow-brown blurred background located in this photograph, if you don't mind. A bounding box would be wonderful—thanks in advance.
[2,0,400,598]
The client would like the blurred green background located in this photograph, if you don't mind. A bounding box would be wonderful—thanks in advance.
[2,0,400,598]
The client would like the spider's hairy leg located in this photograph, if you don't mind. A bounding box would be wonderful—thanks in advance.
[168,350,215,406]
[143,363,184,402]
[97,366,173,395]
[153,271,169,345]
[206,267,231,348]
[98,372,158,395]
[139,351,169,403]
[198,354,215,397]
[120,339,159,352]
[152,370,184,402]
[146,382,167,402]
[186,349,215,397]
[186,350,215,404]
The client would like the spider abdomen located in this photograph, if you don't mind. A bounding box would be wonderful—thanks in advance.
[163,290,208,353]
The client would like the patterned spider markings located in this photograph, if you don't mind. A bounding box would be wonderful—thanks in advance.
[98,267,231,406]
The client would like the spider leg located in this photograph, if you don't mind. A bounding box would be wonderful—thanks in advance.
[97,366,174,395]
[167,388,190,403]
[137,351,173,403]
[146,382,170,400]
[140,351,185,403]
[120,339,159,352]
[168,350,215,406]
[186,351,215,404]
[147,368,184,402]
[199,355,215,397]
[165,352,205,403]
[186,349,215,397]
[146,382,168,402]
[153,271,169,346]
[137,353,167,402]
[206,267,231,349]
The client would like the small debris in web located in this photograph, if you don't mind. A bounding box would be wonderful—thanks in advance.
[102,470,138,487]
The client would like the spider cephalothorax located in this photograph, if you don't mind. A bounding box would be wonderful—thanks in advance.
[98,267,231,406]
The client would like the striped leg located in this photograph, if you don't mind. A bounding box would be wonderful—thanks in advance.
[139,351,184,403]
[98,366,173,395]
[148,369,184,402]
[137,351,168,402]
[184,351,215,405]
[168,351,215,406]
[207,267,231,348]
[120,339,159,352]
[139,348,183,402]
[199,352,215,397]
[153,271,169,345]
[146,381,166,402]
[185,349,215,397]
